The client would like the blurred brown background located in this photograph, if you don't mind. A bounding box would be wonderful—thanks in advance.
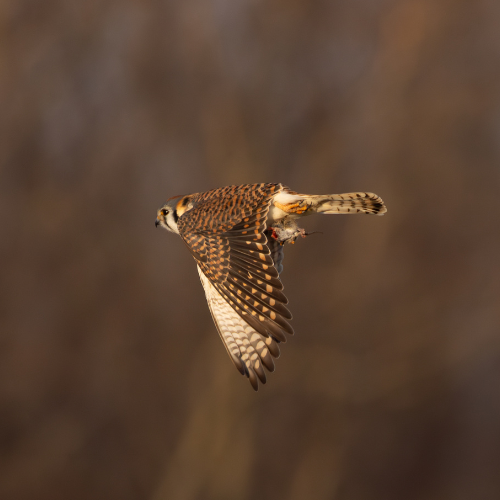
[1,0,500,499]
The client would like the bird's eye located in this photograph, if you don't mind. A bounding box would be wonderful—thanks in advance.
[161,209,169,216]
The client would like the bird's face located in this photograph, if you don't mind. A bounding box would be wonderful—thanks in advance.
[155,198,181,234]
[156,195,192,234]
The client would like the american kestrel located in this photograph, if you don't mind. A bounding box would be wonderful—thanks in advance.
[156,183,386,390]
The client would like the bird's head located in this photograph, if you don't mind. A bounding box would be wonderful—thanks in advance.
[155,195,191,234]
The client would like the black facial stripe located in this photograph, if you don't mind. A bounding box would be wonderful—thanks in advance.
[173,209,179,223]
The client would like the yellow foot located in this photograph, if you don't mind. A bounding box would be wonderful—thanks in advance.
[274,200,309,215]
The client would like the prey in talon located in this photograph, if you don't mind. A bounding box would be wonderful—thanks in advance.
[268,218,308,245]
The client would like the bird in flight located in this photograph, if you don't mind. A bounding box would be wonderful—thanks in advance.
[156,183,386,390]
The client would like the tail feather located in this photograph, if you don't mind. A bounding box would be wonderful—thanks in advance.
[306,192,387,216]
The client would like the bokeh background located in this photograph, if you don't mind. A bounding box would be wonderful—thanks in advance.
[1,0,500,499]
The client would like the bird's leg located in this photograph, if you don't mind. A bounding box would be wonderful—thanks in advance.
[273,199,310,215]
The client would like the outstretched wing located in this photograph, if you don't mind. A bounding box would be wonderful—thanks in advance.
[177,183,292,389]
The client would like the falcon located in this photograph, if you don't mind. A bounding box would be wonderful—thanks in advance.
[155,183,386,390]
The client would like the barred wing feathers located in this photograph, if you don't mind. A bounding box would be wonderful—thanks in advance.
[177,183,292,389]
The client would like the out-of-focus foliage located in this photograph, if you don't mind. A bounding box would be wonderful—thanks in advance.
[1,1,499,499]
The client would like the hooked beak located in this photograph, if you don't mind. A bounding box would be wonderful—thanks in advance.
[155,218,160,228]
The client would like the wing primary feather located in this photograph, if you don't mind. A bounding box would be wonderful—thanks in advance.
[226,270,292,319]
[249,334,275,372]
[229,252,279,278]
[228,265,284,295]
[247,368,259,391]
[229,261,282,289]
[272,314,295,335]
[252,358,267,383]
[264,336,280,358]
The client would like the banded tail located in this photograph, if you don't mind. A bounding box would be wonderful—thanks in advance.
[305,192,387,216]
